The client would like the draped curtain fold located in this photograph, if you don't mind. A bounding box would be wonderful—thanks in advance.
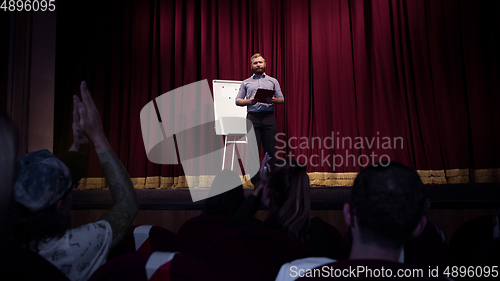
[54,0,499,187]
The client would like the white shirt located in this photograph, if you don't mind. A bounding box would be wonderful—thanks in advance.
[36,220,113,281]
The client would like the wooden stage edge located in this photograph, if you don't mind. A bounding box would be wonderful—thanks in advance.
[73,183,500,211]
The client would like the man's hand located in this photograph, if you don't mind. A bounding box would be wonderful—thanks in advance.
[236,98,257,106]
[272,96,284,104]
[69,95,89,154]
[75,81,111,153]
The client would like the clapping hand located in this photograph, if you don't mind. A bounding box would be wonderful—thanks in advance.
[252,152,272,197]
[69,91,89,154]
[259,152,272,184]
[73,81,111,153]
[252,152,272,205]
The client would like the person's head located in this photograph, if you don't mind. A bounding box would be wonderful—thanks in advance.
[344,161,427,250]
[250,53,266,75]
[266,159,311,240]
[203,169,245,218]
[0,109,18,234]
[10,149,87,248]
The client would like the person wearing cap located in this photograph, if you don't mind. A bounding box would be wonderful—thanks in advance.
[8,81,139,281]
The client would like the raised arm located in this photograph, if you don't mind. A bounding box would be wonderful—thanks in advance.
[76,81,139,248]
[95,147,139,248]
[232,153,272,221]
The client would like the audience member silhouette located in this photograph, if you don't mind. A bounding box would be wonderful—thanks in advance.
[8,81,139,281]
[344,161,427,261]
[0,110,70,281]
[277,161,437,280]
[233,153,341,259]
[202,169,245,218]
[0,109,18,236]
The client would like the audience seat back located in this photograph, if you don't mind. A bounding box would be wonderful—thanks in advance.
[204,227,312,281]
[89,251,231,281]
[470,237,500,266]
[177,215,230,258]
[107,225,188,261]
[449,214,500,265]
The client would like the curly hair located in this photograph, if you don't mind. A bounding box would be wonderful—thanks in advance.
[351,161,425,249]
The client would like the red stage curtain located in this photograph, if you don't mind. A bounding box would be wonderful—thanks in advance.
[54,0,499,184]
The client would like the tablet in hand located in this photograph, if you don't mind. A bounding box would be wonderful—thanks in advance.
[254,88,275,104]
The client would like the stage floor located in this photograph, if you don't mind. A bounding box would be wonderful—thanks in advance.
[73,183,500,210]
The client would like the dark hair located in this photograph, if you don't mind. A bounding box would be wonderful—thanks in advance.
[351,161,425,249]
[203,170,245,218]
[8,189,72,251]
[0,109,18,236]
[266,160,311,241]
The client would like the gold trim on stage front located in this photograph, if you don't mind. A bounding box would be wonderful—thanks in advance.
[74,168,499,190]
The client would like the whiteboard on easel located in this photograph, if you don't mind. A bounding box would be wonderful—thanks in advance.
[213,79,247,135]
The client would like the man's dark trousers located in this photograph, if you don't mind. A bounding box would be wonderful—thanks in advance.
[247,111,277,186]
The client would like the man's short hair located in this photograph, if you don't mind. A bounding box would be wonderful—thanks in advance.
[250,53,265,63]
[351,161,425,249]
